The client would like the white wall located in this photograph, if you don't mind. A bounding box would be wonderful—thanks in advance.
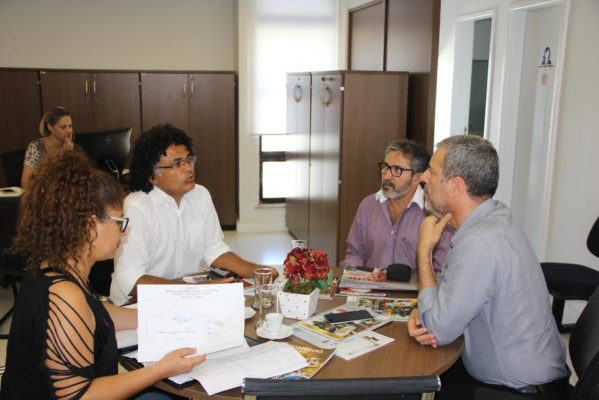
[0,0,235,70]
[546,0,599,266]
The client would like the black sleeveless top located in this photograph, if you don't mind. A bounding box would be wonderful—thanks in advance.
[0,267,118,399]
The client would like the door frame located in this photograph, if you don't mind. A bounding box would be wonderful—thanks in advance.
[449,8,497,138]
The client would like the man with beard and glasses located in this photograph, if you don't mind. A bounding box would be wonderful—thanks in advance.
[408,135,568,400]
[339,139,453,272]
[110,124,276,305]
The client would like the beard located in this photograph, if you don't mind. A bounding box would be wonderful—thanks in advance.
[423,188,445,218]
[381,179,412,200]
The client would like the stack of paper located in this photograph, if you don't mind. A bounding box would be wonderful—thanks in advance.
[190,341,308,395]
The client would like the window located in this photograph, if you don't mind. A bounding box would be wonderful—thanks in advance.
[241,0,338,205]
[259,135,294,203]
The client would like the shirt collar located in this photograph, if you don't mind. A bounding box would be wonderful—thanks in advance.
[375,184,424,209]
[149,185,191,209]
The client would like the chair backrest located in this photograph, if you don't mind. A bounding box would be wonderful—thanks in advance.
[570,286,599,400]
[242,376,440,400]
[89,259,114,297]
[587,216,599,258]
[1,149,26,187]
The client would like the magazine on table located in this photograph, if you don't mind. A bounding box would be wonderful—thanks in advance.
[335,330,395,361]
[346,297,417,322]
[272,344,335,379]
[294,305,391,342]
[338,266,417,291]
[336,287,392,298]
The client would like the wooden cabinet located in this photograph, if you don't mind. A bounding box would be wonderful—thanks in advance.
[348,0,440,149]
[141,72,237,228]
[0,69,42,186]
[286,71,409,265]
[285,74,311,240]
[39,71,141,141]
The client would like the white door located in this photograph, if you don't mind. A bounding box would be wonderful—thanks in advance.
[497,0,570,258]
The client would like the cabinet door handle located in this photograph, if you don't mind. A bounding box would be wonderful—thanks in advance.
[84,80,89,99]
[320,84,332,106]
[190,76,195,97]
[183,83,187,97]
[293,84,302,103]
[92,80,97,99]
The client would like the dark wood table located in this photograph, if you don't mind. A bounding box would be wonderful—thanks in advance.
[121,290,463,400]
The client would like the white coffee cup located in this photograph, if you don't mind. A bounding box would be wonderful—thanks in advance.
[264,312,284,337]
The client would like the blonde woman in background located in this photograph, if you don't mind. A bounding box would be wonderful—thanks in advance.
[21,106,74,189]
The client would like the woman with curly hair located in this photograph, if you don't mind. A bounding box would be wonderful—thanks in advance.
[21,106,75,189]
[1,150,205,400]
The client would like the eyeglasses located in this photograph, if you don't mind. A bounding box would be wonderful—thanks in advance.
[155,155,197,170]
[378,162,414,178]
[101,215,129,232]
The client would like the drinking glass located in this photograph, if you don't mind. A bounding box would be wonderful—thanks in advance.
[252,267,273,309]
[256,283,278,328]
[291,239,308,250]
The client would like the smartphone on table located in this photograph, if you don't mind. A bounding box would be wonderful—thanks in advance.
[324,309,374,324]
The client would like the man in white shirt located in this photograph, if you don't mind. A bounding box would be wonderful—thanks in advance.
[110,124,275,305]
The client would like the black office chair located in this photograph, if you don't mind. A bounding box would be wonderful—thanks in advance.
[241,376,441,400]
[473,287,599,400]
[88,259,114,298]
[541,216,599,332]
[0,149,26,187]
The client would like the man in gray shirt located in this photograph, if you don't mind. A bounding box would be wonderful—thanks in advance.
[408,136,568,399]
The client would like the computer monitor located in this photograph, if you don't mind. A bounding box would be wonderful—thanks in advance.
[74,127,132,180]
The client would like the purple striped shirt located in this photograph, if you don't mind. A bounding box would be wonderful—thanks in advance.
[340,186,453,272]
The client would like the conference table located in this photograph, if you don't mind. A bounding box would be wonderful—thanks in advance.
[121,284,464,400]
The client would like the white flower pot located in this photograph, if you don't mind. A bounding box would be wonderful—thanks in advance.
[278,288,319,320]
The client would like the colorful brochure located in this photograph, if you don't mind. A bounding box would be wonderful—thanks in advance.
[273,344,335,379]
[346,297,417,321]
[295,305,391,342]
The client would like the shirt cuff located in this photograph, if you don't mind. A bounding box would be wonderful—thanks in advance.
[418,286,438,328]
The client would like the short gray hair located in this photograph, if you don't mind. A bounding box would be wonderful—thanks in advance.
[438,135,499,198]
[385,139,430,174]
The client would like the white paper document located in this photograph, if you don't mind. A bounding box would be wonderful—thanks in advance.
[123,340,252,386]
[137,283,245,362]
[335,330,394,360]
[116,329,138,349]
[189,341,308,396]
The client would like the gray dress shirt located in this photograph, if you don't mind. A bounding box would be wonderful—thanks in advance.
[419,199,567,388]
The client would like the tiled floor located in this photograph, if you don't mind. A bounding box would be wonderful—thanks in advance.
[0,230,578,387]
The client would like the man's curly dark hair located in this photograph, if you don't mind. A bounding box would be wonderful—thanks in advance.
[129,124,194,193]
[12,150,124,273]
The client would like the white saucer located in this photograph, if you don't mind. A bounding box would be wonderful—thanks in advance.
[256,325,293,340]
[245,306,256,319]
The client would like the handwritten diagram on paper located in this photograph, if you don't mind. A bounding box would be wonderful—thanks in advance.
[137,283,245,362]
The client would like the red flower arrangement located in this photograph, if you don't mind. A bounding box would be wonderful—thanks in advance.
[282,247,334,294]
